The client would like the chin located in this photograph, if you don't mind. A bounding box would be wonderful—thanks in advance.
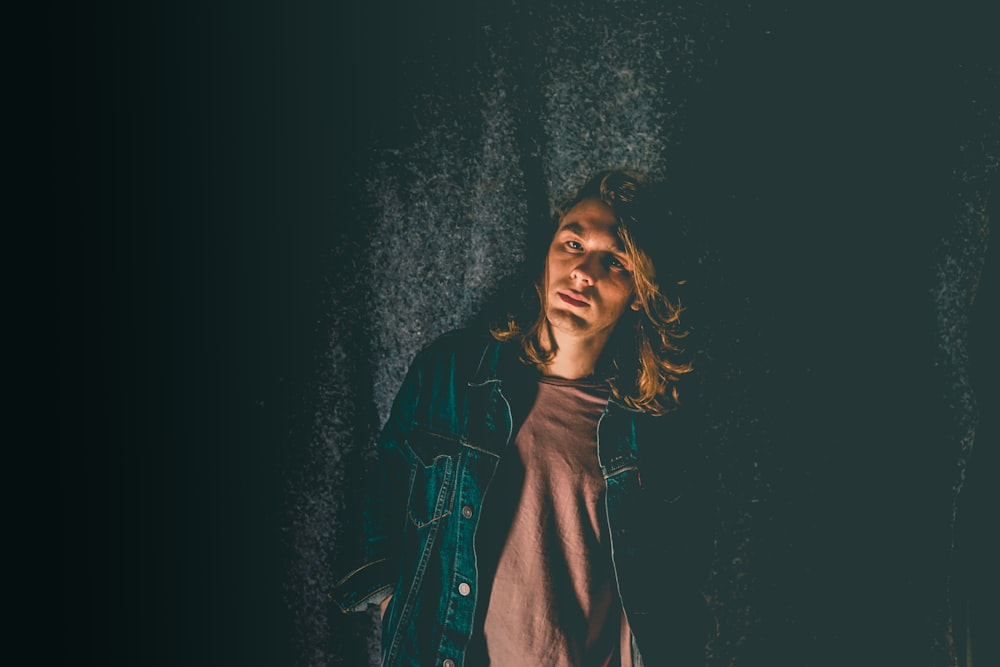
[545,308,591,334]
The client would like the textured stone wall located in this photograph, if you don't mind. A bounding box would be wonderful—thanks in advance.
[281,3,997,666]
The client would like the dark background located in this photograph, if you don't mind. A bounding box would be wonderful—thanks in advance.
[55,1,997,665]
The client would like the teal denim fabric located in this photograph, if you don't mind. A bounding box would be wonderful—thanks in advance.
[331,330,709,666]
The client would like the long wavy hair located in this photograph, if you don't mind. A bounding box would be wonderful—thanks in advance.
[492,169,692,415]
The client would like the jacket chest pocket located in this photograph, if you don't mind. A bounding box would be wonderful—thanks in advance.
[405,429,460,528]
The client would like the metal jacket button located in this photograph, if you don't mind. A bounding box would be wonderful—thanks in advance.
[458,582,471,596]
[443,660,455,667]
[461,505,473,519]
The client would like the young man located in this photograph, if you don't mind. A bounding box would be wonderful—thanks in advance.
[332,170,711,666]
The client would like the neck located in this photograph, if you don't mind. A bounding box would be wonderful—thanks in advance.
[539,322,613,380]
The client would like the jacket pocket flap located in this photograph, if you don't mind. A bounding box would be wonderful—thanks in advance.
[405,428,462,467]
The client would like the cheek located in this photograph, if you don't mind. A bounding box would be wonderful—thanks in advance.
[612,274,636,296]
[617,280,638,310]
[605,283,634,311]
[545,254,570,279]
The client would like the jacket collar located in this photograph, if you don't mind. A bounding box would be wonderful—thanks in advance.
[468,337,522,387]
[468,335,648,414]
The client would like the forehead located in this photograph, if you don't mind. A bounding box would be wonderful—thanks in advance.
[556,198,622,247]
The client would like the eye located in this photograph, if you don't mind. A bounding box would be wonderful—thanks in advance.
[606,255,628,272]
[565,240,583,251]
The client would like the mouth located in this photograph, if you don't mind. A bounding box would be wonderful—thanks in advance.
[557,291,590,308]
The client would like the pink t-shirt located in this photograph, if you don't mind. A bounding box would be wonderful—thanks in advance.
[476,376,632,667]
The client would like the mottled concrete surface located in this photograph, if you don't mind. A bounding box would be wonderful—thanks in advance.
[275,3,998,666]
[78,2,996,666]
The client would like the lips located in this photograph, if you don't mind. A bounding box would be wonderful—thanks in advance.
[557,291,590,307]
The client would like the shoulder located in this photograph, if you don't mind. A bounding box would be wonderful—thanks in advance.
[634,404,706,467]
[410,328,502,378]
[416,327,494,358]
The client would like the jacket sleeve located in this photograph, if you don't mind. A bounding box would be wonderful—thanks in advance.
[329,347,426,613]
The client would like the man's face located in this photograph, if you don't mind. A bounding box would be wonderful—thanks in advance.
[543,197,639,342]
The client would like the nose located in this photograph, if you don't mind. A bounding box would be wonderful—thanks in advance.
[570,255,597,285]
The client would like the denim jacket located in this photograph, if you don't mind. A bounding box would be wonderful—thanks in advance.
[331,330,710,666]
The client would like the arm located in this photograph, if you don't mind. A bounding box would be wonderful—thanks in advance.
[329,348,426,613]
